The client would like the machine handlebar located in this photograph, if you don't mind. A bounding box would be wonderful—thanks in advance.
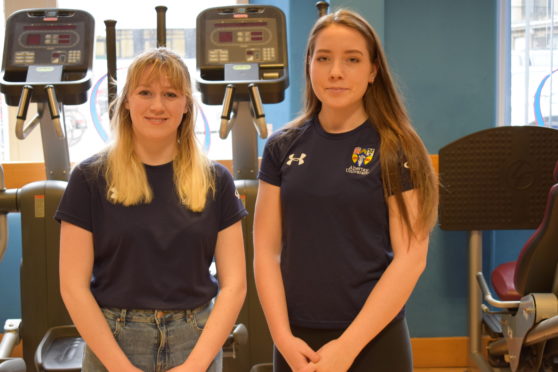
[45,85,64,138]
[219,84,235,139]
[248,84,267,139]
[316,1,329,17]
[15,85,65,140]
[155,6,167,48]
[15,86,36,140]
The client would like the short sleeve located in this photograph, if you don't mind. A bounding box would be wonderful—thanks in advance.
[54,163,94,231]
[215,163,248,230]
[258,132,283,186]
[400,159,413,191]
[386,156,414,195]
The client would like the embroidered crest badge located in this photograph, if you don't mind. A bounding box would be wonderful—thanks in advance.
[351,147,375,166]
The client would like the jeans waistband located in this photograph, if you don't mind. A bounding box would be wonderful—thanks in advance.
[101,302,210,323]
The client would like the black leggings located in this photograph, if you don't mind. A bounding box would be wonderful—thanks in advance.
[273,317,412,372]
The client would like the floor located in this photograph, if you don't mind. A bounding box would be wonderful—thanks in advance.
[414,370,467,372]
[415,369,478,372]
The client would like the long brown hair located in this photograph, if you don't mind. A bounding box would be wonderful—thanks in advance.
[288,9,438,237]
[100,48,214,212]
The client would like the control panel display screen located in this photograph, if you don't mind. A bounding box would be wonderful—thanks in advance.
[26,34,41,45]
[206,18,280,64]
[219,31,233,43]
[11,21,85,67]
[25,33,73,46]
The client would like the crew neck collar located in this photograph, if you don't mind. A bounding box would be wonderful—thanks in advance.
[313,116,370,139]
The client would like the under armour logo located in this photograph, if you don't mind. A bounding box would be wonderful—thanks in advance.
[286,153,307,166]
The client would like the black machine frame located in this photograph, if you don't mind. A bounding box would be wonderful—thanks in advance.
[0,8,96,372]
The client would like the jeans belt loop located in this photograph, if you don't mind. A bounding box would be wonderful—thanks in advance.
[119,308,127,326]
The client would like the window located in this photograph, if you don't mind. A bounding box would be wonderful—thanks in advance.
[510,0,557,127]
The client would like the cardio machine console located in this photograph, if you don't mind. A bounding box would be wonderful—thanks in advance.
[0,9,94,106]
[196,5,288,105]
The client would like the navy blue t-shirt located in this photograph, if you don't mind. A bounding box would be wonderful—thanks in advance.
[55,156,247,310]
[259,117,412,329]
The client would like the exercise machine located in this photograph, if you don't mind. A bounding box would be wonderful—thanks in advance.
[196,5,288,372]
[439,125,558,371]
[0,8,94,372]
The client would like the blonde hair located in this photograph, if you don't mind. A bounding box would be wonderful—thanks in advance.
[100,48,214,212]
[289,9,438,236]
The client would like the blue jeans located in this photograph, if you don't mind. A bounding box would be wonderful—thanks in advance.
[82,303,222,372]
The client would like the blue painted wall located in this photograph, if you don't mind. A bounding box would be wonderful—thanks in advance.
[0,214,22,320]
[383,0,497,337]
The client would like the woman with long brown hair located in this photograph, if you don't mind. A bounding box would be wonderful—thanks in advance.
[254,9,438,372]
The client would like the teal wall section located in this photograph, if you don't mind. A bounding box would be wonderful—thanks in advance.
[384,0,497,152]
[330,0,384,40]
[0,214,22,320]
[383,0,498,337]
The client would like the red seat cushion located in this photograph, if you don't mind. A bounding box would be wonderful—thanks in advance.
[491,261,521,301]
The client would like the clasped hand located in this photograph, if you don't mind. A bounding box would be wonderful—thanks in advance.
[282,336,354,372]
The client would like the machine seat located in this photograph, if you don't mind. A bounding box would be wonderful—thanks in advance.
[491,261,520,300]
[0,358,26,372]
[35,326,84,372]
[491,161,558,300]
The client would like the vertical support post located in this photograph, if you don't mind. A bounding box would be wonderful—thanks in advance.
[155,6,167,48]
[469,230,495,371]
[316,1,329,17]
[105,19,117,120]
[38,105,70,181]
[231,101,258,180]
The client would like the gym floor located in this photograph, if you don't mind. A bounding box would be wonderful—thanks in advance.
[416,369,478,372]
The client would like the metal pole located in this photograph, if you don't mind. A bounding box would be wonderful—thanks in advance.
[155,6,167,48]
[316,1,329,17]
[469,230,494,371]
[38,105,70,181]
[105,19,117,120]
[231,101,258,180]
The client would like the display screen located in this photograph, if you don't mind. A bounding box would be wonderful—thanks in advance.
[214,21,267,28]
[58,34,71,44]
[219,31,233,43]
[23,24,77,30]
[251,31,262,41]
[26,34,41,45]
[24,33,73,46]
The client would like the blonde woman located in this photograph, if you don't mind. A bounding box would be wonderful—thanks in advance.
[57,48,247,372]
[254,10,438,372]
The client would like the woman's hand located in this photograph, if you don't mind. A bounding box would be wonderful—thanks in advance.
[277,335,320,372]
[314,339,353,372]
